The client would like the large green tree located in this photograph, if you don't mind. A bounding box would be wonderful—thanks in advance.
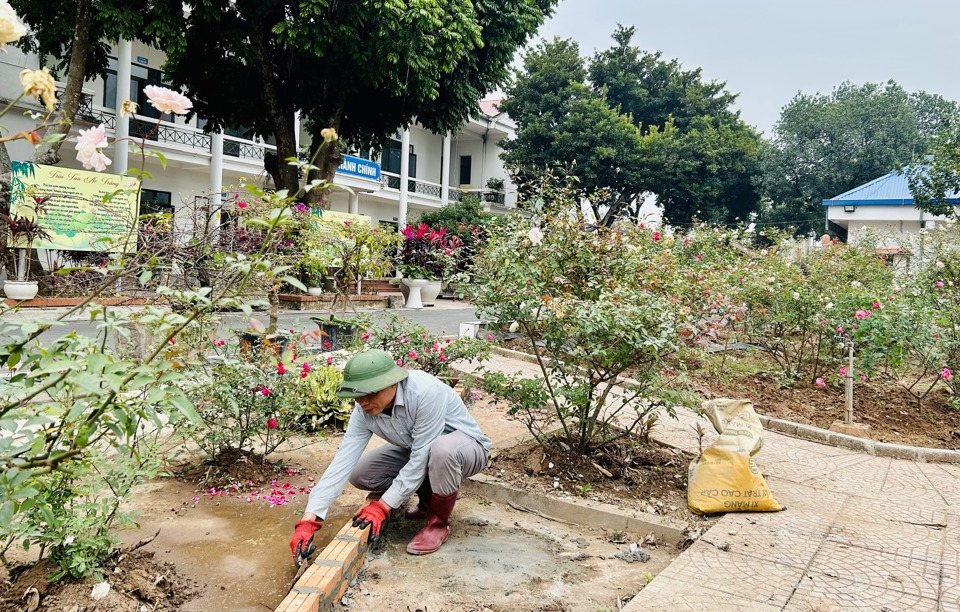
[153,0,557,197]
[501,25,760,226]
[906,118,960,219]
[11,0,153,165]
[759,81,958,234]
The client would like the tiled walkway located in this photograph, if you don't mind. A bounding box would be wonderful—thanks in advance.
[466,353,960,612]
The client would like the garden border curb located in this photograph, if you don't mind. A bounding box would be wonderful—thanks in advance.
[484,347,960,464]
[757,415,960,463]
[464,473,688,544]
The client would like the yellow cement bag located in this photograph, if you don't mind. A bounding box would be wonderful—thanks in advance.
[687,399,783,514]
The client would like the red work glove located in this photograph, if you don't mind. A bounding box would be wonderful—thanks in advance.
[290,519,323,560]
[352,500,390,536]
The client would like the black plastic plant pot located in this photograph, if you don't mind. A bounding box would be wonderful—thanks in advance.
[314,321,358,351]
[238,332,290,356]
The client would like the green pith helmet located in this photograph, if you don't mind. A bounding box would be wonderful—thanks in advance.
[336,349,408,398]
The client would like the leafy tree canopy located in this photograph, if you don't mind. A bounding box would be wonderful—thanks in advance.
[500,25,760,227]
[152,0,557,194]
[11,0,152,79]
[906,119,960,218]
[759,80,958,235]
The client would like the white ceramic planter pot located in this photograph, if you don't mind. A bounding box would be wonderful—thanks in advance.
[400,278,428,309]
[3,280,39,301]
[307,287,324,297]
[420,280,442,306]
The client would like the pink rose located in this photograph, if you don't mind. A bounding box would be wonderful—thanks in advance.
[75,124,111,172]
[396,359,404,366]
[652,231,660,242]
[408,350,418,360]
[277,362,286,375]
[267,418,278,430]
[839,367,847,377]
[144,85,193,115]
[238,201,248,209]
[815,378,826,388]
[326,357,334,366]
[486,334,494,341]
[360,331,371,342]
[260,387,272,396]
[302,362,311,373]
[943,368,953,381]
[937,281,945,289]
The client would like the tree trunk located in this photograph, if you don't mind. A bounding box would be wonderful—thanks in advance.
[304,110,344,208]
[248,22,299,195]
[0,141,14,278]
[33,0,94,166]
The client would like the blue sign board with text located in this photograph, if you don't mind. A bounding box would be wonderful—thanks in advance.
[336,154,380,181]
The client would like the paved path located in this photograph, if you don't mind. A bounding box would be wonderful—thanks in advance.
[0,300,481,346]
[465,352,960,612]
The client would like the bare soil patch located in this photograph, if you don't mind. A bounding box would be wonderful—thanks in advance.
[174,448,286,490]
[497,338,960,450]
[0,549,201,612]
[688,353,960,450]
[489,435,703,523]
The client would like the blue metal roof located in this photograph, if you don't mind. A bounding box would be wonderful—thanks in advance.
[822,169,960,207]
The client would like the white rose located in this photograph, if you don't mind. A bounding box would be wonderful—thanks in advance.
[0,1,27,47]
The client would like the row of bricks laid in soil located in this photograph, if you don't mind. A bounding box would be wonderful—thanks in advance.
[275,513,372,612]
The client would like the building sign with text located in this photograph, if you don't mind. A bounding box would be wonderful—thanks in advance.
[10,162,141,252]
[335,154,380,181]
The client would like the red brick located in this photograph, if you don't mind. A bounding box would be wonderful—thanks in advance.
[294,592,321,612]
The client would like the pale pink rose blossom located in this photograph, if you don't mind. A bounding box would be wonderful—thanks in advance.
[527,226,543,245]
[943,368,953,381]
[75,124,111,171]
[815,377,826,388]
[144,85,193,115]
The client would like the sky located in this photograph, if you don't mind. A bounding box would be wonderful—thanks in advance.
[533,0,959,136]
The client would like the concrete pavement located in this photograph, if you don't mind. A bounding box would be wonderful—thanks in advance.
[462,351,960,612]
[0,299,482,343]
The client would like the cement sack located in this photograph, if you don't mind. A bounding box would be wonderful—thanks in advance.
[687,398,783,514]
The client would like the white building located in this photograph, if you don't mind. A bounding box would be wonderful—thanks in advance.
[1,40,517,234]
[823,169,959,262]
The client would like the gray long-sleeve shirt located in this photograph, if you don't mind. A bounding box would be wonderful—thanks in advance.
[304,370,492,519]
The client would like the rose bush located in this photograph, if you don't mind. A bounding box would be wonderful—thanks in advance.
[470,210,691,454]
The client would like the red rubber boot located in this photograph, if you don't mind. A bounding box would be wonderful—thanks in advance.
[406,491,457,555]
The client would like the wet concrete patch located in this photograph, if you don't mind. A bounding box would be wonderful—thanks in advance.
[119,479,357,611]
[348,494,676,612]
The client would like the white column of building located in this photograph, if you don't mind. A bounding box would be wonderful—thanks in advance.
[209,131,224,210]
[113,40,133,177]
[349,191,359,215]
[398,128,411,228]
[440,133,451,207]
[294,111,301,153]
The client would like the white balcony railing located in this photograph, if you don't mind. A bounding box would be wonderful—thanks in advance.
[379,172,514,207]
[62,96,275,163]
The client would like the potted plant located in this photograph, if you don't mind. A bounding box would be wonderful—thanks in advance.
[1,196,51,300]
[396,223,462,307]
[308,218,402,313]
[301,247,328,297]
[483,177,505,203]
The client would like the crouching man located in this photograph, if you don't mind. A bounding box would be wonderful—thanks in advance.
[290,349,491,559]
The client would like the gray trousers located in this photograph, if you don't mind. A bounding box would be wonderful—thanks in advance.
[349,430,488,498]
